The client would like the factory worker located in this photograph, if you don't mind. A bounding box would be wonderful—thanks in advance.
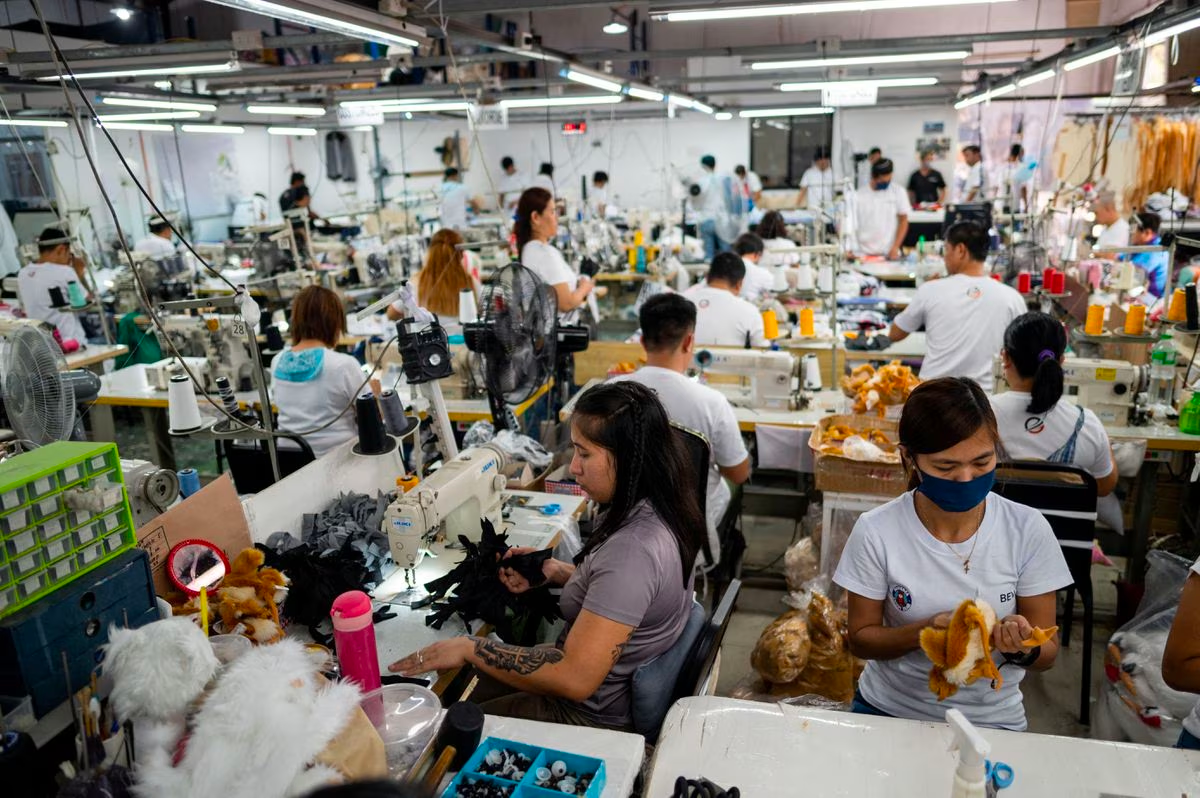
[888,221,1025,391]
[273,285,374,458]
[991,312,1121,529]
[590,171,610,218]
[956,145,986,202]
[497,156,527,211]
[732,232,775,303]
[531,162,556,194]
[229,192,270,236]
[858,147,882,190]
[134,216,178,260]
[994,144,1029,210]
[907,149,947,207]
[516,187,595,325]
[755,211,799,269]
[799,147,836,211]
[1164,557,1200,749]
[1092,192,1130,254]
[834,377,1071,731]
[853,158,911,260]
[17,226,89,345]
[390,381,705,732]
[280,171,322,222]
[0,207,20,278]
[684,252,767,348]
[1129,211,1168,300]
[386,228,479,337]
[437,168,473,232]
[691,154,728,261]
[734,164,762,208]
[611,293,750,568]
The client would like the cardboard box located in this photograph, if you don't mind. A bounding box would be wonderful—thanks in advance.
[502,463,550,493]
[809,414,906,497]
[544,465,586,497]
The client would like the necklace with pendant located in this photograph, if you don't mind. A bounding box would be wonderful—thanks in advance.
[916,501,983,574]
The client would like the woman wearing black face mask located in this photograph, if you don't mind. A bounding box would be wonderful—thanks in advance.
[833,377,1071,731]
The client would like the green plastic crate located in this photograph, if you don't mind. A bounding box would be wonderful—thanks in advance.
[0,442,136,619]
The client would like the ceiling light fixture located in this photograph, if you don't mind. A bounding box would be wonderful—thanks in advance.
[340,98,436,108]
[603,15,629,35]
[1016,69,1056,88]
[36,60,240,81]
[655,0,1014,23]
[953,82,1016,109]
[669,95,715,113]
[752,50,970,71]
[246,104,326,116]
[738,107,835,118]
[1063,46,1122,72]
[181,123,246,134]
[101,97,218,112]
[626,85,665,102]
[0,118,68,128]
[267,126,318,136]
[779,76,937,91]
[377,101,470,113]
[714,112,733,120]
[96,111,203,121]
[200,0,424,48]
[1144,17,1200,46]
[499,95,624,109]
[98,122,174,131]
[562,69,623,94]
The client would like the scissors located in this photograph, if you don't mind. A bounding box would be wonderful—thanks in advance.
[985,759,1014,795]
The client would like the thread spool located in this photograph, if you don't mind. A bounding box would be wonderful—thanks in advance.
[1169,288,1188,323]
[1042,267,1056,290]
[802,354,822,390]
[167,374,202,433]
[47,286,66,308]
[795,263,815,291]
[761,310,779,340]
[818,265,834,293]
[378,389,411,437]
[177,468,201,498]
[1124,304,1146,336]
[1187,284,1199,330]
[353,393,391,455]
[214,375,240,416]
[67,280,87,308]
[799,307,815,337]
[458,289,478,324]
[1051,271,1066,294]
[1017,273,1031,294]
[1084,305,1105,336]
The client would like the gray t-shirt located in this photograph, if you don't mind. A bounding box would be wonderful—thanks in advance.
[558,502,693,727]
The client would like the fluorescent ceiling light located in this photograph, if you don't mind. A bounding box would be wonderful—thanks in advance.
[340,98,434,108]
[1145,17,1200,46]
[562,69,623,94]
[96,111,202,122]
[669,95,715,113]
[352,125,375,131]
[378,101,469,113]
[1064,46,1121,72]
[989,83,1016,98]
[953,82,1015,109]
[1016,69,1056,88]
[1091,95,1165,108]
[98,122,173,131]
[267,126,318,136]
[0,118,67,128]
[714,112,733,121]
[738,107,835,118]
[101,97,217,112]
[36,60,239,81]
[181,123,245,134]
[657,0,1014,23]
[500,95,624,109]
[779,76,937,91]
[752,50,969,71]
[603,19,629,35]
[200,0,423,48]
[247,104,326,116]
[626,85,665,102]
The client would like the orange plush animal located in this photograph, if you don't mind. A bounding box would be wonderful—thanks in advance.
[919,599,1003,701]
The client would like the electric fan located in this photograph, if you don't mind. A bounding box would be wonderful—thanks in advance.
[0,326,101,446]
[464,263,588,430]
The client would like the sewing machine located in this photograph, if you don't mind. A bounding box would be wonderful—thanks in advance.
[993,356,1147,426]
[149,314,256,392]
[693,348,799,410]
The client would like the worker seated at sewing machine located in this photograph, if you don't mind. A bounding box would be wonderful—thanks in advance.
[386,228,480,337]
[610,293,750,567]
[684,252,768,348]
[133,215,180,260]
[389,382,705,732]
[273,285,377,457]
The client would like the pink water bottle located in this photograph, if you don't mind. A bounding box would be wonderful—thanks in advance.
[330,590,382,691]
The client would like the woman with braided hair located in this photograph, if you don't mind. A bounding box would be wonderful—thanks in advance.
[389,381,705,730]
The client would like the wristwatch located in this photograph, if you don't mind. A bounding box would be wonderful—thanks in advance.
[1002,645,1041,668]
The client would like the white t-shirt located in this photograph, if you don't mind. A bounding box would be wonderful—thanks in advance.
[498,170,527,209]
[833,491,1073,730]
[17,262,87,344]
[439,181,469,231]
[1096,218,1131,250]
[590,186,608,218]
[989,392,1113,480]
[956,161,987,202]
[740,257,775,303]
[800,166,837,209]
[692,171,725,221]
[521,239,580,324]
[610,366,748,564]
[530,174,555,195]
[230,195,269,228]
[683,284,767,348]
[854,184,912,256]
[761,238,800,270]
[742,171,763,195]
[134,234,177,259]
[272,348,366,459]
[893,274,1026,391]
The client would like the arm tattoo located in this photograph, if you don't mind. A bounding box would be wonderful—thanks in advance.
[473,639,564,675]
[611,628,635,667]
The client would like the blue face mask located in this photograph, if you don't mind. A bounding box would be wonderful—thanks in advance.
[916,468,995,513]
[874,180,891,191]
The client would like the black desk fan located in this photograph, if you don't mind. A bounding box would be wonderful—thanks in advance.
[464,262,588,430]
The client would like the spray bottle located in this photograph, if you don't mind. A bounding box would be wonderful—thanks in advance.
[945,709,990,798]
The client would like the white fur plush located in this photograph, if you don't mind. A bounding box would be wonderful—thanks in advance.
[943,599,997,687]
[105,618,220,722]
[132,638,362,798]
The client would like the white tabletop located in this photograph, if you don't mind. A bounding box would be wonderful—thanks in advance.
[647,697,1200,798]
[784,332,928,361]
[65,343,127,370]
[851,260,918,281]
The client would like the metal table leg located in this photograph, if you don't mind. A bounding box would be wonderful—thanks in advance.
[1126,459,1161,584]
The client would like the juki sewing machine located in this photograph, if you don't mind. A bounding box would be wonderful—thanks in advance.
[145,314,256,392]
[993,355,1147,427]
[693,348,800,410]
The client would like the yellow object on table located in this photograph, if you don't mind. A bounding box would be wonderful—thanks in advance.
[762,310,780,339]
[1169,288,1187,322]
[1124,304,1146,335]
[1085,304,1105,335]
[627,246,637,268]
[799,307,815,337]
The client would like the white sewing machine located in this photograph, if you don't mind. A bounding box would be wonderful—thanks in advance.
[381,444,509,573]
[993,356,1146,427]
[147,314,256,392]
[693,348,798,410]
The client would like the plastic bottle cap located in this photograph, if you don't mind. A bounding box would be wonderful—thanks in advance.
[331,590,373,623]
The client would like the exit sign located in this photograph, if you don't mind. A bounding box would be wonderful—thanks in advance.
[561,121,587,136]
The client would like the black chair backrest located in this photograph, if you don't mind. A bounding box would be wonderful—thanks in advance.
[673,578,741,702]
[991,461,1098,585]
[672,423,713,565]
[223,433,317,494]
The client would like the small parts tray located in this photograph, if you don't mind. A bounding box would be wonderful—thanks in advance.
[442,737,605,798]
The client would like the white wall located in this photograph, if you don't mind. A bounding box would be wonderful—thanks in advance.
[832,105,960,187]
